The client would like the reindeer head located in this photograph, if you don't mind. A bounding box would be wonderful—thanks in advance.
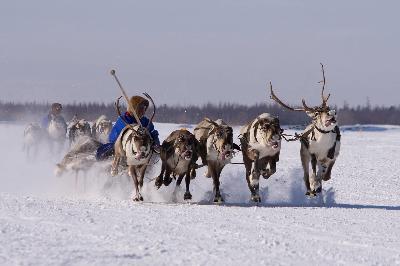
[270,63,338,131]
[253,115,282,149]
[71,119,91,137]
[127,124,153,161]
[206,119,234,160]
[97,119,112,135]
[174,130,196,161]
[115,93,156,162]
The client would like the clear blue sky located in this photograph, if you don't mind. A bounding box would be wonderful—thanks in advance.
[1,0,399,107]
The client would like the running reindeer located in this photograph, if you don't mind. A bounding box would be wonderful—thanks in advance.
[194,118,240,202]
[68,119,91,146]
[47,113,68,153]
[270,63,341,197]
[239,113,283,202]
[110,70,156,201]
[91,115,113,144]
[55,137,102,191]
[155,129,199,201]
[23,123,43,158]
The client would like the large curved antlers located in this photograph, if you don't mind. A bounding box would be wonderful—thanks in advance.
[143,92,156,129]
[269,81,305,112]
[319,63,330,107]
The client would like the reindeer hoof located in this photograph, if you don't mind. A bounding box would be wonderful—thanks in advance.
[184,192,192,200]
[155,177,163,189]
[322,175,331,181]
[251,194,261,203]
[315,186,322,194]
[214,195,224,203]
[133,196,143,201]
[163,177,173,186]
[110,168,118,177]
[307,190,318,197]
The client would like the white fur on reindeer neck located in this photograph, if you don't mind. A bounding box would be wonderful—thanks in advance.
[241,113,281,159]
[121,124,152,166]
[206,119,233,162]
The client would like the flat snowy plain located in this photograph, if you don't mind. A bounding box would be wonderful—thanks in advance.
[1,122,400,265]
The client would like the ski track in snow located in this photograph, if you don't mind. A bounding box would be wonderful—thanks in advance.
[1,123,400,265]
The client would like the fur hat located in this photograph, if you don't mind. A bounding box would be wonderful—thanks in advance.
[51,103,62,113]
[128,96,149,116]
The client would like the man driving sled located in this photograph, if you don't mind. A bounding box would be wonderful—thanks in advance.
[96,95,160,160]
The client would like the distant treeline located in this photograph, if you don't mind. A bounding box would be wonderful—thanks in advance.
[1,101,400,125]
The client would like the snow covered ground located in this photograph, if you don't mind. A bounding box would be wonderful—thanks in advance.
[1,122,400,265]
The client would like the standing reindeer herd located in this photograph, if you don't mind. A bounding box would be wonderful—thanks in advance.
[23,64,341,203]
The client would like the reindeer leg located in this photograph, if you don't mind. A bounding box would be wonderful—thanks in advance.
[163,166,173,187]
[212,164,223,203]
[129,166,142,201]
[83,171,87,193]
[300,144,312,195]
[262,158,276,179]
[183,171,192,200]
[243,158,256,201]
[249,152,261,202]
[75,170,79,191]
[322,160,335,181]
[155,162,165,189]
[137,166,146,201]
[309,154,320,196]
[111,155,120,176]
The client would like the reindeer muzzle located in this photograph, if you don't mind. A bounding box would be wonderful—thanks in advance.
[268,135,280,149]
[181,150,193,160]
[325,117,337,127]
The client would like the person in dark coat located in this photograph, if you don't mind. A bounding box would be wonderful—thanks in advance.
[41,102,67,129]
[96,96,160,160]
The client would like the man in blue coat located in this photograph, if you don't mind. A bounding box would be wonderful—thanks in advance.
[96,95,160,160]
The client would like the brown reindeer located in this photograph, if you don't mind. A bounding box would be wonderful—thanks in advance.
[154,129,199,201]
[270,63,341,197]
[111,94,156,201]
[194,118,240,202]
[239,113,283,202]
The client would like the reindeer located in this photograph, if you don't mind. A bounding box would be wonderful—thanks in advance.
[111,94,156,201]
[68,119,92,146]
[23,123,43,158]
[239,113,283,202]
[46,114,67,153]
[270,63,341,197]
[194,118,240,202]
[91,115,113,144]
[55,136,102,190]
[154,129,199,201]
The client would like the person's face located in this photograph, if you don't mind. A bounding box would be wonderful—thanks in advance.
[136,102,147,118]
[52,106,62,115]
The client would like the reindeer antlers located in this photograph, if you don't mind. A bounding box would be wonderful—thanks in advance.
[319,63,331,107]
[269,63,332,113]
[269,81,305,112]
[143,92,156,129]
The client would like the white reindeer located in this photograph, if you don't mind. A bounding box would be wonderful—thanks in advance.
[270,63,341,197]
